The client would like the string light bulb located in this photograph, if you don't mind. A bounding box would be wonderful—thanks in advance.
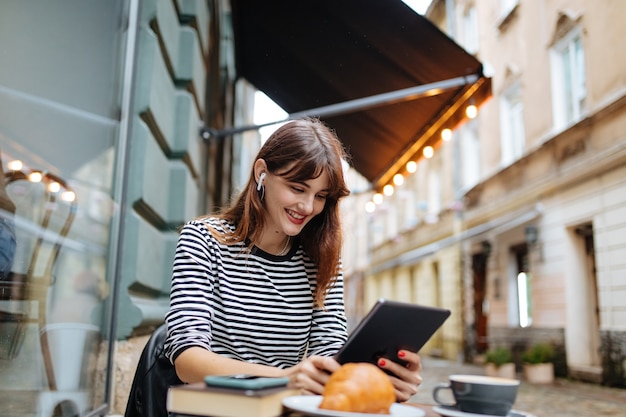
[373,193,384,205]
[383,184,394,196]
[365,201,376,213]
[8,160,23,171]
[441,128,452,141]
[393,173,404,186]
[466,102,477,119]
[61,190,76,202]
[423,146,434,159]
[48,181,61,193]
[406,160,417,173]
[28,172,43,183]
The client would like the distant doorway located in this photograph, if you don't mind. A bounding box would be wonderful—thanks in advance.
[511,243,531,327]
[472,244,490,354]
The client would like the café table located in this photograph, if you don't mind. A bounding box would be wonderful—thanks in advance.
[283,402,438,417]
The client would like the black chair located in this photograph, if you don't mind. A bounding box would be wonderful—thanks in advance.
[124,323,182,417]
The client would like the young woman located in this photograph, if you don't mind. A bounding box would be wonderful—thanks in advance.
[164,118,422,401]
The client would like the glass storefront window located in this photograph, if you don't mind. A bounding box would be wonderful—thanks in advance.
[0,0,128,415]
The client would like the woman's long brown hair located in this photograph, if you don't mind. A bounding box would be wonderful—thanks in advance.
[208,118,350,306]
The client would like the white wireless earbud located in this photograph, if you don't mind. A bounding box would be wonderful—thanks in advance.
[256,172,266,191]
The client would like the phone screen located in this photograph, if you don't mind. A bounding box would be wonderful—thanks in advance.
[204,375,289,390]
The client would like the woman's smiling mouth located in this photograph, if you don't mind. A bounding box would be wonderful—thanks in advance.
[287,209,305,222]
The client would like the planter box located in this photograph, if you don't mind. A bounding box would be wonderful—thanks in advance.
[524,363,554,384]
[485,362,516,380]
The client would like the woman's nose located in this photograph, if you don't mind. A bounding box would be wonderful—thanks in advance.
[298,194,314,214]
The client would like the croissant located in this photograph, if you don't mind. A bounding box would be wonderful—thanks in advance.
[319,363,395,414]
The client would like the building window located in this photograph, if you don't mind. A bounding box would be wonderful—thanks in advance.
[400,187,419,231]
[458,120,481,192]
[385,202,399,240]
[550,29,586,130]
[500,0,519,18]
[497,0,519,29]
[462,6,479,54]
[425,163,441,224]
[499,82,525,166]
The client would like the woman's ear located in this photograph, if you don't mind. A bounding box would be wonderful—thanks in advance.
[253,159,267,183]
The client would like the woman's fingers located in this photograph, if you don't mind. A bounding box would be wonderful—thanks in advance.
[293,355,341,394]
[377,351,423,402]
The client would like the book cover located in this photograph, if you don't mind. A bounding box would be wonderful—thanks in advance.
[167,382,301,417]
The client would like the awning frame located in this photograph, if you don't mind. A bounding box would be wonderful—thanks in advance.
[200,74,480,140]
[376,74,489,189]
[199,73,485,190]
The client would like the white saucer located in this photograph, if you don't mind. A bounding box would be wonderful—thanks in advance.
[432,405,536,417]
[282,395,425,417]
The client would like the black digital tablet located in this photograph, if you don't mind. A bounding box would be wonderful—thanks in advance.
[335,299,451,366]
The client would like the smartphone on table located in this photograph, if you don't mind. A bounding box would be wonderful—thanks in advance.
[204,374,290,390]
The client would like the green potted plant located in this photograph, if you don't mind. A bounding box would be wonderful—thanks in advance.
[522,342,555,384]
[484,346,516,379]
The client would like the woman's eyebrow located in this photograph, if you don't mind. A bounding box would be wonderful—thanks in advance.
[296,180,330,193]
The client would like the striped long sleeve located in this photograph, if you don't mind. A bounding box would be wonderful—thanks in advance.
[164,218,348,368]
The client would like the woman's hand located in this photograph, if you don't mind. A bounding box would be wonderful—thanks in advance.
[377,350,423,402]
[285,355,342,395]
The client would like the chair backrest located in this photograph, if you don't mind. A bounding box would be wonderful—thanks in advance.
[1,169,77,387]
[4,169,76,282]
[124,323,182,417]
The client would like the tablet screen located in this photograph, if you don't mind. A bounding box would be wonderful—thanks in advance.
[335,299,451,365]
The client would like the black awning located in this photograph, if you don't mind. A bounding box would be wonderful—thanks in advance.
[229,0,491,189]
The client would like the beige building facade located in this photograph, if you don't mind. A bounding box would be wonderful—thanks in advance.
[353,0,626,386]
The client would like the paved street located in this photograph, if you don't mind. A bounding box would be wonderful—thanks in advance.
[410,357,626,417]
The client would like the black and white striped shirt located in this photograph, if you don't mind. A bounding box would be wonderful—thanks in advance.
[164,218,348,368]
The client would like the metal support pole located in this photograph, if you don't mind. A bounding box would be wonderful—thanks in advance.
[200,74,480,140]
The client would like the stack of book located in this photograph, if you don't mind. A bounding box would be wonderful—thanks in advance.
[167,382,301,417]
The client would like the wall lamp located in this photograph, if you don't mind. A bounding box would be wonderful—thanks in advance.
[525,225,539,246]
[525,224,543,263]
[482,240,492,257]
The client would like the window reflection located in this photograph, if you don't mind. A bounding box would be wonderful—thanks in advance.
[0,0,126,414]
[0,154,111,415]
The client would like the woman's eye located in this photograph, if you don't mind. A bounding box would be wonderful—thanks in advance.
[291,186,304,193]
[316,194,328,200]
